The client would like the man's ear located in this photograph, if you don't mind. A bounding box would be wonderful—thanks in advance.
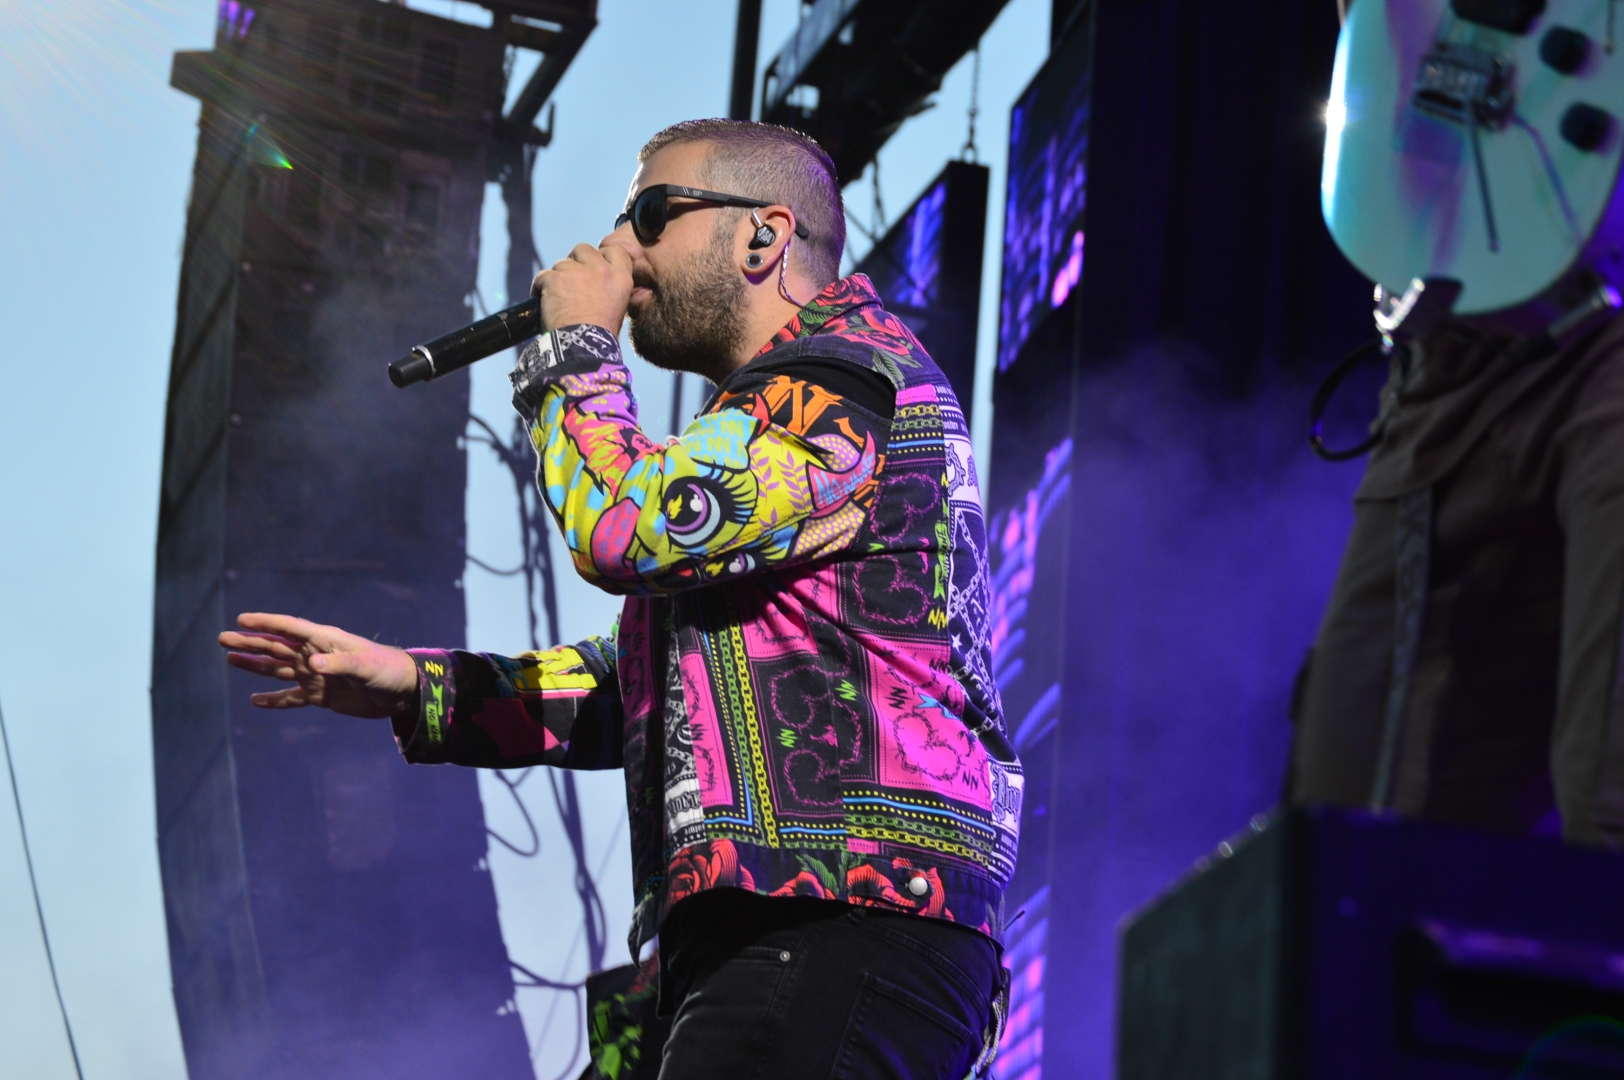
[738,206,796,269]
[759,206,797,244]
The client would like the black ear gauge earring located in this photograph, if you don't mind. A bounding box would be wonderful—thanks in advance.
[745,252,765,270]
[748,210,777,249]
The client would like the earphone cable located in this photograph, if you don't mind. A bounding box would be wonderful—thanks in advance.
[777,236,809,308]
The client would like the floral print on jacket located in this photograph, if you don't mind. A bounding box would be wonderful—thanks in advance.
[394,275,1022,956]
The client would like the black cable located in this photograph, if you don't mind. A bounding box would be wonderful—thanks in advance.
[0,697,85,1080]
[468,413,562,652]
[542,997,586,1080]
[468,404,611,1038]
[486,769,542,858]
[550,770,608,972]
[528,968,587,1080]
[512,951,589,1080]
[1308,337,1388,461]
[467,553,527,577]
[485,97,604,1078]
[510,958,587,992]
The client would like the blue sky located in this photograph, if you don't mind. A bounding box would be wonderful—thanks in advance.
[0,1,1049,1076]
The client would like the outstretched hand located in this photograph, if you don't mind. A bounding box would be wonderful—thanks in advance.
[219,613,419,720]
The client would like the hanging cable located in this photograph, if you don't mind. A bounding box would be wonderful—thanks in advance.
[465,554,525,577]
[550,770,608,971]
[511,957,587,992]
[466,414,562,651]
[1,697,84,1080]
[487,769,542,858]
[512,955,588,1080]
[465,399,611,1072]
[479,121,614,1074]
[961,47,982,163]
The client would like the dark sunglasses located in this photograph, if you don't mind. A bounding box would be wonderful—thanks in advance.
[615,184,812,245]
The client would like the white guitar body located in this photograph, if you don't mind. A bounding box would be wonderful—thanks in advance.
[1323,0,1624,316]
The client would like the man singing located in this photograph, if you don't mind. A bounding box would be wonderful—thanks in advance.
[219,119,1020,1078]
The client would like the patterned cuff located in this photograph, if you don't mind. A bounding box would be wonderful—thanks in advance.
[509,323,624,418]
[395,649,457,761]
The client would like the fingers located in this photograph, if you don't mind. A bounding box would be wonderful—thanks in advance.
[236,612,322,644]
[600,228,638,260]
[236,612,368,657]
[532,242,631,333]
[219,630,302,662]
[599,243,634,276]
[224,651,297,681]
[237,611,318,636]
[567,242,605,266]
[224,614,415,716]
[531,268,549,297]
[250,687,309,709]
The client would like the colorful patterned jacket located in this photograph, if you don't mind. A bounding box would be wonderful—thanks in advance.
[395,275,1022,957]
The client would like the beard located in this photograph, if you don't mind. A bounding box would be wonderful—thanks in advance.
[628,224,748,381]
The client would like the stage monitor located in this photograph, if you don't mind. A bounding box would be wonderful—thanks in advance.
[997,13,1091,372]
[854,159,989,420]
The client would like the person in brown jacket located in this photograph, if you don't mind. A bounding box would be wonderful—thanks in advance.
[1289,313,1624,848]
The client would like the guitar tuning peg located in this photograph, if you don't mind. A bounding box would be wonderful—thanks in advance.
[1540,27,1591,74]
[1560,103,1612,151]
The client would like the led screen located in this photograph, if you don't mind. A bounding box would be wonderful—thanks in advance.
[987,25,1090,1045]
[998,15,1091,371]
[855,160,989,419]
[989,436,1071,1080]
[986,279,1076,1074]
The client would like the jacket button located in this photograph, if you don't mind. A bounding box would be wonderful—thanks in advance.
[907,876,929,897]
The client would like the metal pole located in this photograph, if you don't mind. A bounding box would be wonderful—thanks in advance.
[500,142,539,312]
[729,0,764,121]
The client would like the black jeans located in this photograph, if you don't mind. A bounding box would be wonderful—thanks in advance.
[655,890,1001,1080]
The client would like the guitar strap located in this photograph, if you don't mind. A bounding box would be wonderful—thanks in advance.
[1370,485,1432,811]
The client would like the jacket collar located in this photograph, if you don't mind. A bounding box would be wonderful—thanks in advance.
[700,275,893,415]
[753,274,884,358]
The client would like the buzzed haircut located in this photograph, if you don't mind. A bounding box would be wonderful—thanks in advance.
[640,119,847,288]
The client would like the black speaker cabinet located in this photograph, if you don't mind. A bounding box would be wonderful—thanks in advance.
[1119,807,1624,1079]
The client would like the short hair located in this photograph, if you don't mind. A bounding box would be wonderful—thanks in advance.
[639,119,846,288]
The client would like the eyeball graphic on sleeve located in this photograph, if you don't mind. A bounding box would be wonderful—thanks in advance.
[663,477,733,550]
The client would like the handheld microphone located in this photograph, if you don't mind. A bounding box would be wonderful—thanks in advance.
[387,297,541,388]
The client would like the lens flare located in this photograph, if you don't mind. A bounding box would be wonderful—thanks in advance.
[242,121,293,169]
[0,0,199,158]
[1320,26,1352,221]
